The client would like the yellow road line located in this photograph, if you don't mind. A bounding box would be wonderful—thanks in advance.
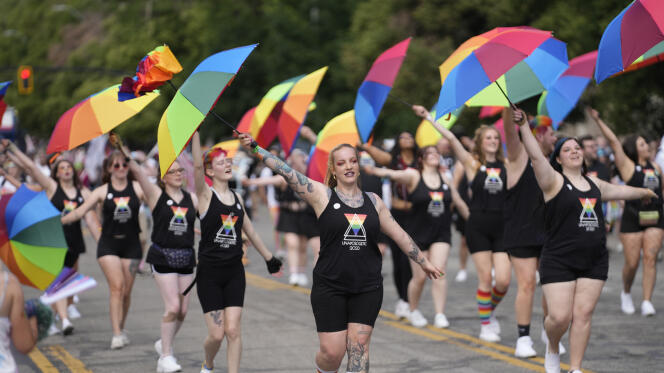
[45,345,92,373]
[27,347,58,373]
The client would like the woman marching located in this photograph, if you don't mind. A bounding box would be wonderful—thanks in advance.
[191,132,282,373]
[588,108,664,316]
[3,141,100,336]
[366,145,469,329]
[112,135,196,373]
[515,109,656,373]
[413,105,511,342]
[62,144,146,349]
[239,132,442,373]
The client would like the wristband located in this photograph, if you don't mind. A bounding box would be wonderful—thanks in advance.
[250,141,259,154]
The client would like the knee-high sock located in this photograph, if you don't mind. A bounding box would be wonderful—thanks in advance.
[477,289,492,325]
[491,286,507,311]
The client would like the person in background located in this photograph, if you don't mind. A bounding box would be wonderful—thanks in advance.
[580,135,611,182]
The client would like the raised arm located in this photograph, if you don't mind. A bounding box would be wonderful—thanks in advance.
[191,131,212,212]
[299,125,318,144]
[591,176,656,202]
[365,166,418,191]
[242,174,287,188]
[412,105,477,174]
[517,110,562,201]
[358,143,392,167]
[238,133,330,214]
[587,108,634,181]
[370,193,443,279]
[503,107,527,164]
[61,185,104,225]
[3,141,56,196]
[110,134,162,210]
[442,173,469,220]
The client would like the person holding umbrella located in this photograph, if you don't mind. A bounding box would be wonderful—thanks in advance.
[238,132,442,373]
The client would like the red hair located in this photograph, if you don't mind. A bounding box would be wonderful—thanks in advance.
[203,148,228,169]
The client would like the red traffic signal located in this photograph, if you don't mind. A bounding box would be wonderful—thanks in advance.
[17,65,34,95]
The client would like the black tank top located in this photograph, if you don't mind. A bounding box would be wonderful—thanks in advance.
[543,175,606,268]
[469,160,506,213]
[198,189,244,265]
[51,185,86,254]
[624,161,663,215]
[504,162,546,248]
[409,173,452,237]
[101,182,141,239]
[151,190,196,249]
[314,190,382,293]
[360,172,383,195]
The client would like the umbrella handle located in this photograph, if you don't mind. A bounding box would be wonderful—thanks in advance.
[494,81,517,110]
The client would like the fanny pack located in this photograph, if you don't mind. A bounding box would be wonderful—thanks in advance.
[151,244,195,269]
[639,210,660,227]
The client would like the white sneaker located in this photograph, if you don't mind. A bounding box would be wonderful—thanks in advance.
[288,273,299,286]
[641,300,656,316]
[540,328,566,355]
[48,322,60,336]
[488,315,501,334]
[155,339,163,356]
[408,309,428,328]
[120,331,130,345]
[157,355,182,373]
[544,342,560,373]
[67,304,82,319]
[110,335,125,350]
[514,336,536,358]
[569,371,582,373]
[434,313,449,328]
[394,299,410,319]
[62,318,74,336]
[73,294,80,304]
[621,291,635,314]
[296,273,308,287]
[479,324,500,342]
[200,363,213,373]
[454,269,467,282]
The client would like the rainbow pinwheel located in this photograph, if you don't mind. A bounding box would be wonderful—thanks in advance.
[307,111,361,183]
[277,66,328,158]
[415,106,463,148]
[434,27,568,120]
[538,51,598,129]
[157,44,257,177]
[0,185,67,290]
[119,45,183,101]
[47,84,159,153]
[595,0,664,83]
[0,81,11,120]
[354,38,411,143]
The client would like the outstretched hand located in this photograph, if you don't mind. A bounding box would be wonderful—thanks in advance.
[420,260,445,280]
[411,105,430,119]
[642,188,658,203]
[108,132,130,159]
[586,107,600,121]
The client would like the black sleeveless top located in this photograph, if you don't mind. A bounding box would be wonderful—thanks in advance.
[314,190,382,293]
[198,189,244,265]
[275,184,304,212]
[469,161,506,213]
[51,185,86,254]
[504,162,546,248]
[409,173,452,239]
[624,161,663,217]
[360,172,383,196]
[101,182,141,239]
[543,175,606,268]
[151,190,196,248]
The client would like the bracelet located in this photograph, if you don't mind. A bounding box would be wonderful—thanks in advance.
[252,145,259,154]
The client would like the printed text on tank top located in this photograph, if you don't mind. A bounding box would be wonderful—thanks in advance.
[480,164,503,194]
[563,178,600,232]
[635,164,660,190]
[210,188,242,249]
[333,191,371,250]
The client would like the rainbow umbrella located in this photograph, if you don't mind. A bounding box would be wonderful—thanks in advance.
[434,27,568,120]
[277,66,328,157]
[595,0,664,83]
[538,51,598,129]
[0,185,67,290]
[119,45,183,101]
[211,139,241,159]
[415,106,463,148]
[236,106,256,134]
[0,81,11,120]
[157,44,257,177]
[354,38,411,143]
[306,111,361,183]
[479,106,503,118]
[47,84,159,153]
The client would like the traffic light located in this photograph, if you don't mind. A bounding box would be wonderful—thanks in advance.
[17,65,33,95]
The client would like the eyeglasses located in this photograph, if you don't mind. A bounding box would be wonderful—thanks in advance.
[113,162,128,169]
[166,168,185,175]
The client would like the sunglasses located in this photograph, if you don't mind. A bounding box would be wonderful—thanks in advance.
[166,168,185,175]
[113,162,128,169]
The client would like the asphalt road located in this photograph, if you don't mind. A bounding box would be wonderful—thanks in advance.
[15,203,664,372]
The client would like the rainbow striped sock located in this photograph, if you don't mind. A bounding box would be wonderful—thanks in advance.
[477,289,492,325]
[491,286,507,311]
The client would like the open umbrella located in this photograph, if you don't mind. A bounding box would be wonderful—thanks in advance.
[211,139,241,159]
[119,45,183,101]
[157,44,257,177]
[0,185,67,290]
[415,106,463,148]
[354,38,411,143]
[277,66,328,158]
[46,84,159,153]
[595,0,664,83]
[434,27,568,120]
[479,106,503,118]
[0,81,11,120]
[538,51,598,129]
[306,111,361,183]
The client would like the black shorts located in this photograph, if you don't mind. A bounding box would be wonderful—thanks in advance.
[97,233,142,259]
[277,210,319,238]
[152,264,194,275]
[539,252,609,285]
[416,228,451,250]
[453,213,466,234]
[508,245,543,259]
[620,208,664,233]
[63,250,80,268]
[310,279,383,333]
[465,212,505,254]
[196,260,245,313]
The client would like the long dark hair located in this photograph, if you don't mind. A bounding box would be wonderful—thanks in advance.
[622,134,641,164]
[51,159,81,189]
[390,131,419,165]
[101,150,134,184]
[417,145,438,172]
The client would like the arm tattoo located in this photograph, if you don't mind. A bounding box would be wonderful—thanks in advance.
[336,188,364,208]
[407,236,425,265]
[347,338,370,372]
[209,310,223,327]
[367,192,377,208]
[258,148,314,195]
